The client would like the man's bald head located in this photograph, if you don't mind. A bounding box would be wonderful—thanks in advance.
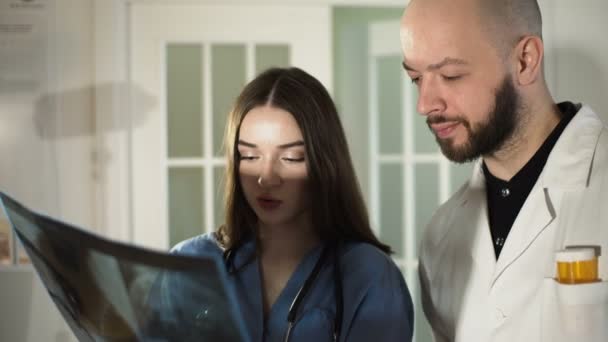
[405,0,543,58]
[478,0,543,57]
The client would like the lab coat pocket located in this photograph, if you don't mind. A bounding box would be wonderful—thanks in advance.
[541,278,608,342]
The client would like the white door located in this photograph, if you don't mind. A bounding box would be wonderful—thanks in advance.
[367,20,474,342]
[129,3,332,250]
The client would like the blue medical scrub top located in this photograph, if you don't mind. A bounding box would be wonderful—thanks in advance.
[170,233,414,342]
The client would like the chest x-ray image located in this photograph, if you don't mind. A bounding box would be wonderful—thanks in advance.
[0,192,250,342]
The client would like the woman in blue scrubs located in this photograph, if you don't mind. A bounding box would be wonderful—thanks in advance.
[165,67,413,342]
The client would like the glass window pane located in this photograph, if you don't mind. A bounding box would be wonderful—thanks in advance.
[0,215,11,265]
[412,86,439,154]
[450,161,475,195]
[212,44,246,156]
[214,166,226,231]
[380,164,404,257]
[415,163,439,247]
[168,167,204,248]
[167,44,203,158]
[378,56,403,154]
[333,8,404,202]
[255,44,290,75]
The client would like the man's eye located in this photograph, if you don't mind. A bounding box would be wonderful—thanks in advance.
[442,75,462,81]
[410,76,421,85]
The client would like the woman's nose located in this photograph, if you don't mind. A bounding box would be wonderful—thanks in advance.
[257,159,281,188]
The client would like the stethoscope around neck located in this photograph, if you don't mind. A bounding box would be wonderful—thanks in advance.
[224,243,344,342]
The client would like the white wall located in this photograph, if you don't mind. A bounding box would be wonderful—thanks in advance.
[540,0,608,121]
[0,270,76,342]
[0,0,95,341]
[0,0,96,227]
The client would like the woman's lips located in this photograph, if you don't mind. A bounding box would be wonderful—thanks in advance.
[430,121,460,139]
[257,197,282,210]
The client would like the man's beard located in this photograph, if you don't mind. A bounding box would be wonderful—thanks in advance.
[428,75,521,163]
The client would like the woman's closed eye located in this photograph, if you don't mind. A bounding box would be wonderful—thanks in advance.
[239,154,260,161]
[282,157,305,163]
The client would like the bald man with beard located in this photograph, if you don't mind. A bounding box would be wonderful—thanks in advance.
[400,0,608,341]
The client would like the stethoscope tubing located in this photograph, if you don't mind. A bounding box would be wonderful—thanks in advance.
[226,243,344,342]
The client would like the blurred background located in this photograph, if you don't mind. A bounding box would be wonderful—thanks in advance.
[1,0,608,341]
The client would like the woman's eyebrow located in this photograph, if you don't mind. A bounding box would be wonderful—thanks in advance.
[237,140,256,148]
[237,140,304,149]
[278,141,305,149]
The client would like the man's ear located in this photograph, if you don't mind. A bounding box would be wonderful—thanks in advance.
[513,35,544,86]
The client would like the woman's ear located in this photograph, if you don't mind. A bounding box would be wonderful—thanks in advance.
[513,35,544,86]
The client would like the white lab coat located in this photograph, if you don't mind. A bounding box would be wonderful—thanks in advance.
[419,105,608,342]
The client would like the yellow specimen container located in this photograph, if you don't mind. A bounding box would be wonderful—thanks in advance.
[555,248,599,284]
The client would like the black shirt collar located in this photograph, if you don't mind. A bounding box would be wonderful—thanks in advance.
[482,101,579,258]
[483,101,579,189]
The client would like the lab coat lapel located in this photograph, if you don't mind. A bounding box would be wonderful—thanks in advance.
[491,105,602,284]
[440,162,496,337]
[492,184,555,284]
[455,162,496,276]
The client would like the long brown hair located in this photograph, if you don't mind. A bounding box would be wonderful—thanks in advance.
[216,67,391,254]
